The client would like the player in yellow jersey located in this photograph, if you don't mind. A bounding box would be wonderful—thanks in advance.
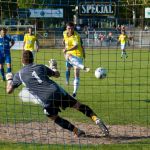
[23,27,39,57]
[118,30,128,58]
[63,22,90,97]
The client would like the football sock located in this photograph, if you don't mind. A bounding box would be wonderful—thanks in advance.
[73,78,80,94]
[91,115,98,122]
[0,68,5,80]
[7,67,11,73]
[54,116,75,132]
[65,70,70,83]
[121,51,127,58]
[78,104,96,118]
[121,51,124,57]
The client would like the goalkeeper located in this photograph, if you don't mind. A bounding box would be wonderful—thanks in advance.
[6,50,109,137]
[63,22,90,97]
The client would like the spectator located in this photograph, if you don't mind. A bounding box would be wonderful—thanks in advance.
[107,32,113,46]
[99,33,105,46]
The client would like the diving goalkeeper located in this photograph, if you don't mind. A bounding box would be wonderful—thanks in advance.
[6,50,109,137]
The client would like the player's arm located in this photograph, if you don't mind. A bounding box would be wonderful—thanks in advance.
[6,72,22,94]
[63,37,78,53]
[23,34,26,51]
[126,35,128,43]
[63,45,78,53]
[35,37,39,52]
[45,65,60,78]
[81,38,85,59]
[10,39,15,48]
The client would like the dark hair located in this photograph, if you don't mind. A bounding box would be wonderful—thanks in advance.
[22,50,34,65]
[66,22,74,27]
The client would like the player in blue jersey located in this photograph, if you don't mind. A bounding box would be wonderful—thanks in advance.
[0,28,15,81]
[6,50,109,137]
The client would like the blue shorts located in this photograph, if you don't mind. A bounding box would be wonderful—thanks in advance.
[0,55,4,64]
[0,54,11,64]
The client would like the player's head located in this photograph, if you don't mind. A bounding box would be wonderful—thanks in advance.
[27,27,33,34]
[66,22,74,35]
[0,28,7,37]
[22,50,34,65]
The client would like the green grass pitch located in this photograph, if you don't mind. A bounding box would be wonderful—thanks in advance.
[0,49,149,149]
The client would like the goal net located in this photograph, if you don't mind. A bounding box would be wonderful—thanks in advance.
[0,0,150,149]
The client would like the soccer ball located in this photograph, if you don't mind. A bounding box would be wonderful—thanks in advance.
[95,67,107,79]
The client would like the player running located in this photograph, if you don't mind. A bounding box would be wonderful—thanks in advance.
[0,28,15,81]
[63,22,90,97]
[118,30,128,59]
[23,27,39,57]
[6,50,109,138]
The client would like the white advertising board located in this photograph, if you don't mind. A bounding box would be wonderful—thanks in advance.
[145,8,150,18]
[29,9,63,18]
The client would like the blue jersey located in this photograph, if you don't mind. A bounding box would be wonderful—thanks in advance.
[0,35,12,54]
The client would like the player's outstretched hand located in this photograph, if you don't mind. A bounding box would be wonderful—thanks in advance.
[6,72,13,84]
[6,72,13,81]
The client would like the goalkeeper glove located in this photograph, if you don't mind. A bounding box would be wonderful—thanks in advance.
[6,72,13,84]
[49,59,57,71]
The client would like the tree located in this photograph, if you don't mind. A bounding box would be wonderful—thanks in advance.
[0,0,17,20]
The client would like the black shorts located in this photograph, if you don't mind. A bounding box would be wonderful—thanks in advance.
[43,91,77,117]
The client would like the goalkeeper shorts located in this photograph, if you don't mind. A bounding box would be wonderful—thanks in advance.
[43,89,78,117]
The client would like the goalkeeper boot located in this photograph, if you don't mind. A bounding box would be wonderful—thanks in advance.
[95,118,109,137]
[73,128,85,137]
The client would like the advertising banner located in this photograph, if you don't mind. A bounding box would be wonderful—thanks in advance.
[29,9,63,18]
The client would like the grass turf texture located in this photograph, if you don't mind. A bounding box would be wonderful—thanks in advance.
[0,49,150,127]
[0,142,150,150]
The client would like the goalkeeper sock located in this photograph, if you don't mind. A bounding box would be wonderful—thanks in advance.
[78,104,96,118]
[7,67,11,73]
[65,70,70,83]
[0,68,5,80]
[54,116,75,132]
[73,78,80,94]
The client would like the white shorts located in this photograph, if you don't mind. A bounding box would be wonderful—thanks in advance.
[68,55,83,69]
[121,44,126,50]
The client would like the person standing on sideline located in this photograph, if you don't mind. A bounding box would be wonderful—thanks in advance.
[23,27,39,57]
[118,30,128,59]
[63,22,90,97]
[6,50,109,137]
[0,28,15,81]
